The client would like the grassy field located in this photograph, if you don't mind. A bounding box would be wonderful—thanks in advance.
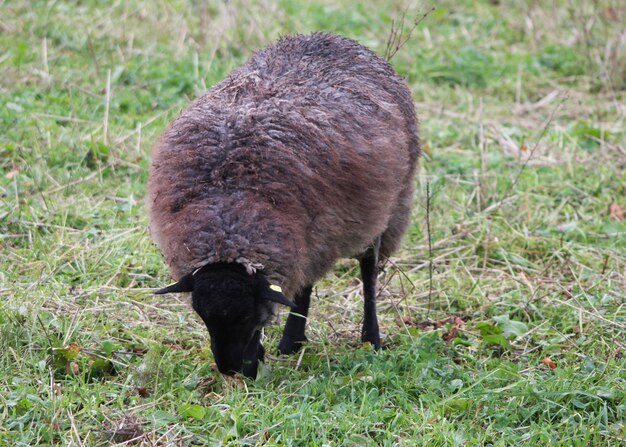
[1,0,625,445]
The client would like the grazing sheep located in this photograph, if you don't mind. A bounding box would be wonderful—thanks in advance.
[148,32,419,378]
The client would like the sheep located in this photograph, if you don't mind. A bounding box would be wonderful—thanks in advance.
[148,32,420,379]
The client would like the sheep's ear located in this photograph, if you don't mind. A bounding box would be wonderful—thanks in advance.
[154,273,194,294]
[258,286,296,308]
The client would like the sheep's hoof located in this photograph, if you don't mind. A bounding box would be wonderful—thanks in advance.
[277,335,306,355]
[361,333,381,351]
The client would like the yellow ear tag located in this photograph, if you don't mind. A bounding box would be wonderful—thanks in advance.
[269,284,282,293]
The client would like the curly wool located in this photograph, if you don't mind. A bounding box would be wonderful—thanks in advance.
[148,33,420,297]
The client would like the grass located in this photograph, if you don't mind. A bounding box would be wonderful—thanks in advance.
[1,0,625,445]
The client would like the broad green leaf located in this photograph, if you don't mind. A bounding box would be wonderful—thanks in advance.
[482,334,509,348]
[178,404,206,420]
[100,341,119,357]
[493,315,529,339]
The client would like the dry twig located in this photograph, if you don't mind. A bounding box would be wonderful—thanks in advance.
[384,7,435,61]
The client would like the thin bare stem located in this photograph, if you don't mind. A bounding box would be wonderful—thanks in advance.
[385,7,436,61]
[426,182,434,318]
[497,94,568,213]
[103,69,112,146]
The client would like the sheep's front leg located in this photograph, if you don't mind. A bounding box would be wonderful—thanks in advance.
[360,236,381,349]
[277,286,313,355]
[242,330,263,379]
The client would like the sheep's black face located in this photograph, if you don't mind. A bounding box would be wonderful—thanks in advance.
[155,263,295,378]
[192,269,263,375]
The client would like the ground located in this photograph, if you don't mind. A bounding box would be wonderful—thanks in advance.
[1,0,625,446]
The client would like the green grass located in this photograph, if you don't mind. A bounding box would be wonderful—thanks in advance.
[1,0,625,445]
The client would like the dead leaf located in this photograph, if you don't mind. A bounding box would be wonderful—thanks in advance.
[414,315,468,333]
[5,169,20,179]
[67,343,81,356]
[135,387,151,398]
[452,316,466,328]
[103,415,145,443]
[224,374,246,390]
[131,346,148,355]
[541,357,557,370]
[68,362,80,375]
[442,316,465,342]
[609,203,624,221]
[561,289,573,299]
[602,7,619,21]
[422,143,433,156]
[443,326,459,342]
[436,315,465,328]
[198,376,217,388]
[414,319,436,329]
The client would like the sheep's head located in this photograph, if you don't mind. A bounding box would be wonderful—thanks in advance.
[155,263,294,378]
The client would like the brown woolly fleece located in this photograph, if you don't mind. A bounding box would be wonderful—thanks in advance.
[148,33,420,298]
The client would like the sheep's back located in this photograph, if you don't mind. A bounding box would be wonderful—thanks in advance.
[148,33,419,292]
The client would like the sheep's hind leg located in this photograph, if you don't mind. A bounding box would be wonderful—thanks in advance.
[360,236,381,350]
[277,285,313,355]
